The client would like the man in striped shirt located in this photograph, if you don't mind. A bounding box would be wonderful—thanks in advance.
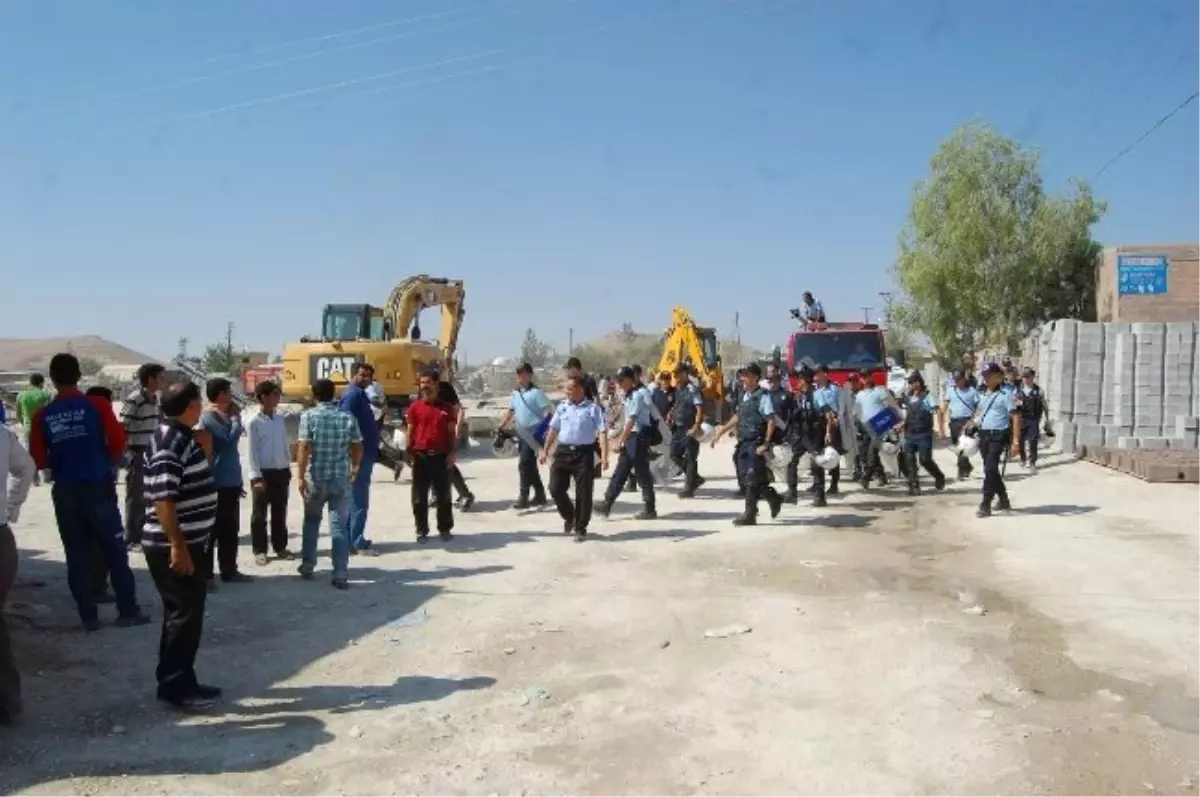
[142,380,221,710]
[120,363,164,550]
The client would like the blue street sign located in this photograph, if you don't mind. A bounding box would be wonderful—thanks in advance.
[1117,254,1168,296]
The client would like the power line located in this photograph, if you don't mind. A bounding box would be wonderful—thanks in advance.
[1093,89,1198,179]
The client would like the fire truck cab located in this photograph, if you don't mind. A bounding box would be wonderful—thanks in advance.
[784,322,888,389]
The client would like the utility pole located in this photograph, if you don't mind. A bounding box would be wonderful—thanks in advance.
[734,311,741,358]
[568,328,574,357]
[860,306,873,324]
[878,291,893,310]
[225,322,234,373]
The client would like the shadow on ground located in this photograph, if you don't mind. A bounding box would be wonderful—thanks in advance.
[0,544,510,793]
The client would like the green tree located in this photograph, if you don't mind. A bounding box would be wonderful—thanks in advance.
[518,328,554,368]
[892,121,1105,364]
[201,343,240,374]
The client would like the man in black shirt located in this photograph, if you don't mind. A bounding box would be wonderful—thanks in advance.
[430,365,475,511]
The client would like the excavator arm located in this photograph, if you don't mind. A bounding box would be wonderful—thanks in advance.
[657,306,724,406]
[381,275,466,376]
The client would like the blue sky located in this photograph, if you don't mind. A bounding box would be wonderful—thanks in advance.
[1,0,1196,363]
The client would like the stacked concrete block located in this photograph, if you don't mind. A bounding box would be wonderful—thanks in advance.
[1130,323,1166,435]
[1099,323,1130,424]
[1110,333,1137,430]
[1072,323,1106,422]
[1046,320,1078,430]
[1163,323,1197,423]
[1174,416,1200,448]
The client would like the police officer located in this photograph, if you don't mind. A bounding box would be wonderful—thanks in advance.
[810,365,843,495]
[852,369,902,489]
[564,356,599,401]
[969,363,1020,518]
[1017,367,1046,473]
[540,375,609,542]
[726,367,748,497]
[711,363,783,525]
[900,372,945,495]
[623,364,649,494]
[784,367,836,507]
[598,367,657,520]
[668,363,705,498]
[941,369,980,480]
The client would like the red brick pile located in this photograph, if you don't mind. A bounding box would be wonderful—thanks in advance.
[1079,447,1199,483]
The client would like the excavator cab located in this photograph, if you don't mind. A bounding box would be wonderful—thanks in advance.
[696,327,720,370]
[319,304,387,341]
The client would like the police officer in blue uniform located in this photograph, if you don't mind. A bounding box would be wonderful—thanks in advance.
[900,372,945,495]
[623,364,649,494]
[599,367,657,520]
[970,363,1020,518]
[726,367,749,497]
[941,369,980,480]
[540,375,609,542]
[811,365,843,495]
[1017,367,1045,473]
[668,363,705,498]
[785,367,836,507]
[711,363,783,525]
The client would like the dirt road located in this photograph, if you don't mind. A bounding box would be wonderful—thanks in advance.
[1,443,1197,795]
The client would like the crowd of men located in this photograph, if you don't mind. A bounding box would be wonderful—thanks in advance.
[0,344,1048,722]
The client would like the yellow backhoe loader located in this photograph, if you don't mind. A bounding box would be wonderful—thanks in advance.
[280,275,465,415]
[654,305,724,420]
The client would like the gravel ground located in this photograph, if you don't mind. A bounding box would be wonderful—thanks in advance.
[1,442,1197,795]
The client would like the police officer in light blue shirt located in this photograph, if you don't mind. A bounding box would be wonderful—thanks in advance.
[668,363,706,497]
[942,369,980,480]
[811,365,843,494]
[711,362,783,525]
[969,363,1020,518]
[900,371,945,495]
[599,367,657,520]
[498,362,552,509]
[540,375,609,541]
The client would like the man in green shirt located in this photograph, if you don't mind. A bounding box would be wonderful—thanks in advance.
[16,374,51,485]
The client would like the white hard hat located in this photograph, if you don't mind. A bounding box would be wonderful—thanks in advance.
[813,446,840,470]
[958,435,980,459]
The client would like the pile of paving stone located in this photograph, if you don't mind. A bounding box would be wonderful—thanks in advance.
[1079,446,1199,483]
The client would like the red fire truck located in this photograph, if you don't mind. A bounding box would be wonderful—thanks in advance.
[784,322,888,388]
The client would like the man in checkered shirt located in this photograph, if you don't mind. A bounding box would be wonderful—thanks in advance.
[295,379,363,590]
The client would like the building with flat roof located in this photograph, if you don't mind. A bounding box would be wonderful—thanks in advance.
[1097,243,1199,323]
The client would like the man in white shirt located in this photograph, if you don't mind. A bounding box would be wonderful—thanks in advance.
[247,381,294,565]
[1,424,36,725]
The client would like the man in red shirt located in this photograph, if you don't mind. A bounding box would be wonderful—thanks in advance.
[405,369,457,543]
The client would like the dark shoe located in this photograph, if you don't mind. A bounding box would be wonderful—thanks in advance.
[332,578,349,591]
[812,495,827,508]
[934,475,946,492]
[439,531,454,542]
[731,489,746,499]
[826,484,840,496]
[460,493,475,511]
[878,474,890,486]
[783,491,798,505]
[297,565,314,580]
[634,510,657,521]
[221,571,253,583]
[997,498,1012,512]
[115,611,152,628]
[275,549,297,561]
[976,504,992,518]
[83,618,101,632]
[768,493,783,519]
[859,477,871,490]
[596,502,612,519]
[678,490,696,499]
[697,476,706,487]
[907,485,920,497]
[192,683,223,700]
[416,534,429,544]
[624,481,638,493]
[157,688,215,711]
[732,514,757,526]
[512,499,530,510]
[92,590,116,604]
[574,531,587,543]
[530,496,548,508]
[563,520,573,534]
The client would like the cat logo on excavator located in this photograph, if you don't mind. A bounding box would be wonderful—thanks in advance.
[311,354,361,384]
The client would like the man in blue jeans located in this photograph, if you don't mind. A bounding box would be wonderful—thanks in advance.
[340,362,379,555]
[302,379,363,587]
[29,353,151,631]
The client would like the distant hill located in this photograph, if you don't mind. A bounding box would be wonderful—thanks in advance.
[0,336,157,371]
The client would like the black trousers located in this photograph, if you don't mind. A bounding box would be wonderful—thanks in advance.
[904,435,944,488]
[549,445,596,532]
[0,524,19,722]
[948,418,973,476]
[517,439,546,503]
[669,428,700,491]
[786,438,825,499]
[250,469,290,555]
[123,452,146,545]
[737,439,779,516]
[144,542,208,699]
[854,423,887,484]
[205,487,241,579]
[979,430,1010,506]
[604,434,655,511]
[411,452,454,535]
[1019,421,1040,466]
[449,465,470,498]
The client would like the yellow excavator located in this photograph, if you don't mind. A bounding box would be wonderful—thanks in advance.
[655,305,724,420]
[280,275,465,414]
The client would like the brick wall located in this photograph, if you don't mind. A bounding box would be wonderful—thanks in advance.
[1097,243,1199,323]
